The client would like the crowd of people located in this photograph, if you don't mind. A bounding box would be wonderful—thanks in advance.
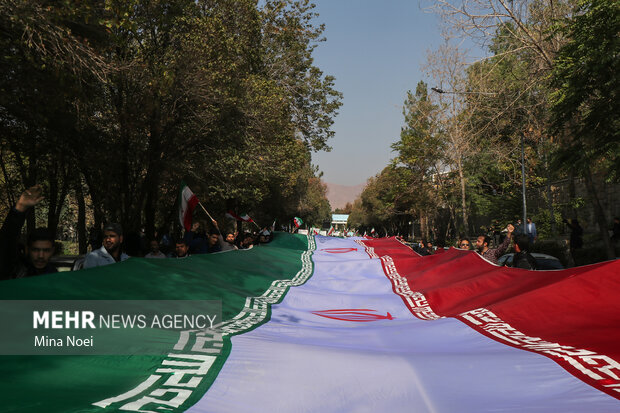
[409,213,620,269]
[0,185,273,280]
[2,185,618,281]
[410,223,540,269]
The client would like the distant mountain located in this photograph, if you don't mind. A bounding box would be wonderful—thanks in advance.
[324,182,366,210]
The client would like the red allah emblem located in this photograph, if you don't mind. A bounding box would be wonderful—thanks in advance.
[311,309,394,322]
[320,248,358,253]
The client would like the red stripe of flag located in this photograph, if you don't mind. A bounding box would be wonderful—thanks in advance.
[358,237,620,400]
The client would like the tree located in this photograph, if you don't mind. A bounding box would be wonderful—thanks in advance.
[464,26,558,232]
[425,42,481,236]
[334,203,352,214]
[0,0,340,246]
[549,0,619,259]
[349,166,423,237]
[428,0,571,73]
[391,81,444,238]
[0,0,108,236]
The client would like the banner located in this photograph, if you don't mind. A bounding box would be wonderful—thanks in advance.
[0,233,310,412]
[0,234,618,412]
[187,236,620,412]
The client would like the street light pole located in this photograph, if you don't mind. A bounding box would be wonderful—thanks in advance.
[431,87,496,96]
[521,135,527,234]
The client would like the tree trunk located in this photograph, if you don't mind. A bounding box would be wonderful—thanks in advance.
[143,99,164,240]
[0,149,16,208]
[583,168,614,260]
[25,159,38,234]
[419,213,425,241]
[457,158,468,237]
[448,205,457,240]
[46,160,69,239]
[544,155,556,235]
[144,184,157,240]
[568,170,576,217]
[75,178,87,254]
[143,159,160,239]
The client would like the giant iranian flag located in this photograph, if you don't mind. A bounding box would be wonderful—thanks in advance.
[0,233,619,412]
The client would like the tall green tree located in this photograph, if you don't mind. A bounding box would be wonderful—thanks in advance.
[391,81,444,238]
[550,0,620,259]
[0,0,339,244]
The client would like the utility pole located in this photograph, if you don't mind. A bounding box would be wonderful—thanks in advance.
[521,135,527,234]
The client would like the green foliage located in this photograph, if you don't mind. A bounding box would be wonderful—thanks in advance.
[531,208,563,240]
[0,0,339,237]
[549,0,620,179]
[392,81,442,176]
[349,166,421,235]
[299,176,331,227]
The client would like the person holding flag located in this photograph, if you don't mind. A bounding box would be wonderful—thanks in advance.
[226,211,261,230]
[179,181,199,232]
[179,181,221,232]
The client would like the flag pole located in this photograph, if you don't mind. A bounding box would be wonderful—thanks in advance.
[198,202,216,223]
[198,203,224,235]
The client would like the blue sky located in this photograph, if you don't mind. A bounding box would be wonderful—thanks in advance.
[310,0,442,186]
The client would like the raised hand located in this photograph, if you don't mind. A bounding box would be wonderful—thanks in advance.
[16,185,44,212]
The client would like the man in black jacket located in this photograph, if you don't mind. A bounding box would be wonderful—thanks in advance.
[0,185,57,280]
[512,235,537,270]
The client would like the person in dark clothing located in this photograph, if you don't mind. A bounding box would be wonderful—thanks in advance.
[611,217,620,243]
[563,218,583,250]
[0,185,57,280]
[174,238,190,258]
[416,239,430,256]
[511,235,537,270]
[184,221,208,254]
[205,230,222,253]
[237,232,255,250]
[424,241,434,255]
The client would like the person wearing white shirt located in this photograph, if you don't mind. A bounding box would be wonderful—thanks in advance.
[526,218,537,244]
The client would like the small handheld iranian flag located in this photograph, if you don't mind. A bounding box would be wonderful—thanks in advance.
[179,181,199,231]
[327,226,334,236]
[239,213,253,223]
[226,211,254,222]
[293,217,303,228]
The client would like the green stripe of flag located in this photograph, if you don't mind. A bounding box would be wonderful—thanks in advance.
[0,232,313,412]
